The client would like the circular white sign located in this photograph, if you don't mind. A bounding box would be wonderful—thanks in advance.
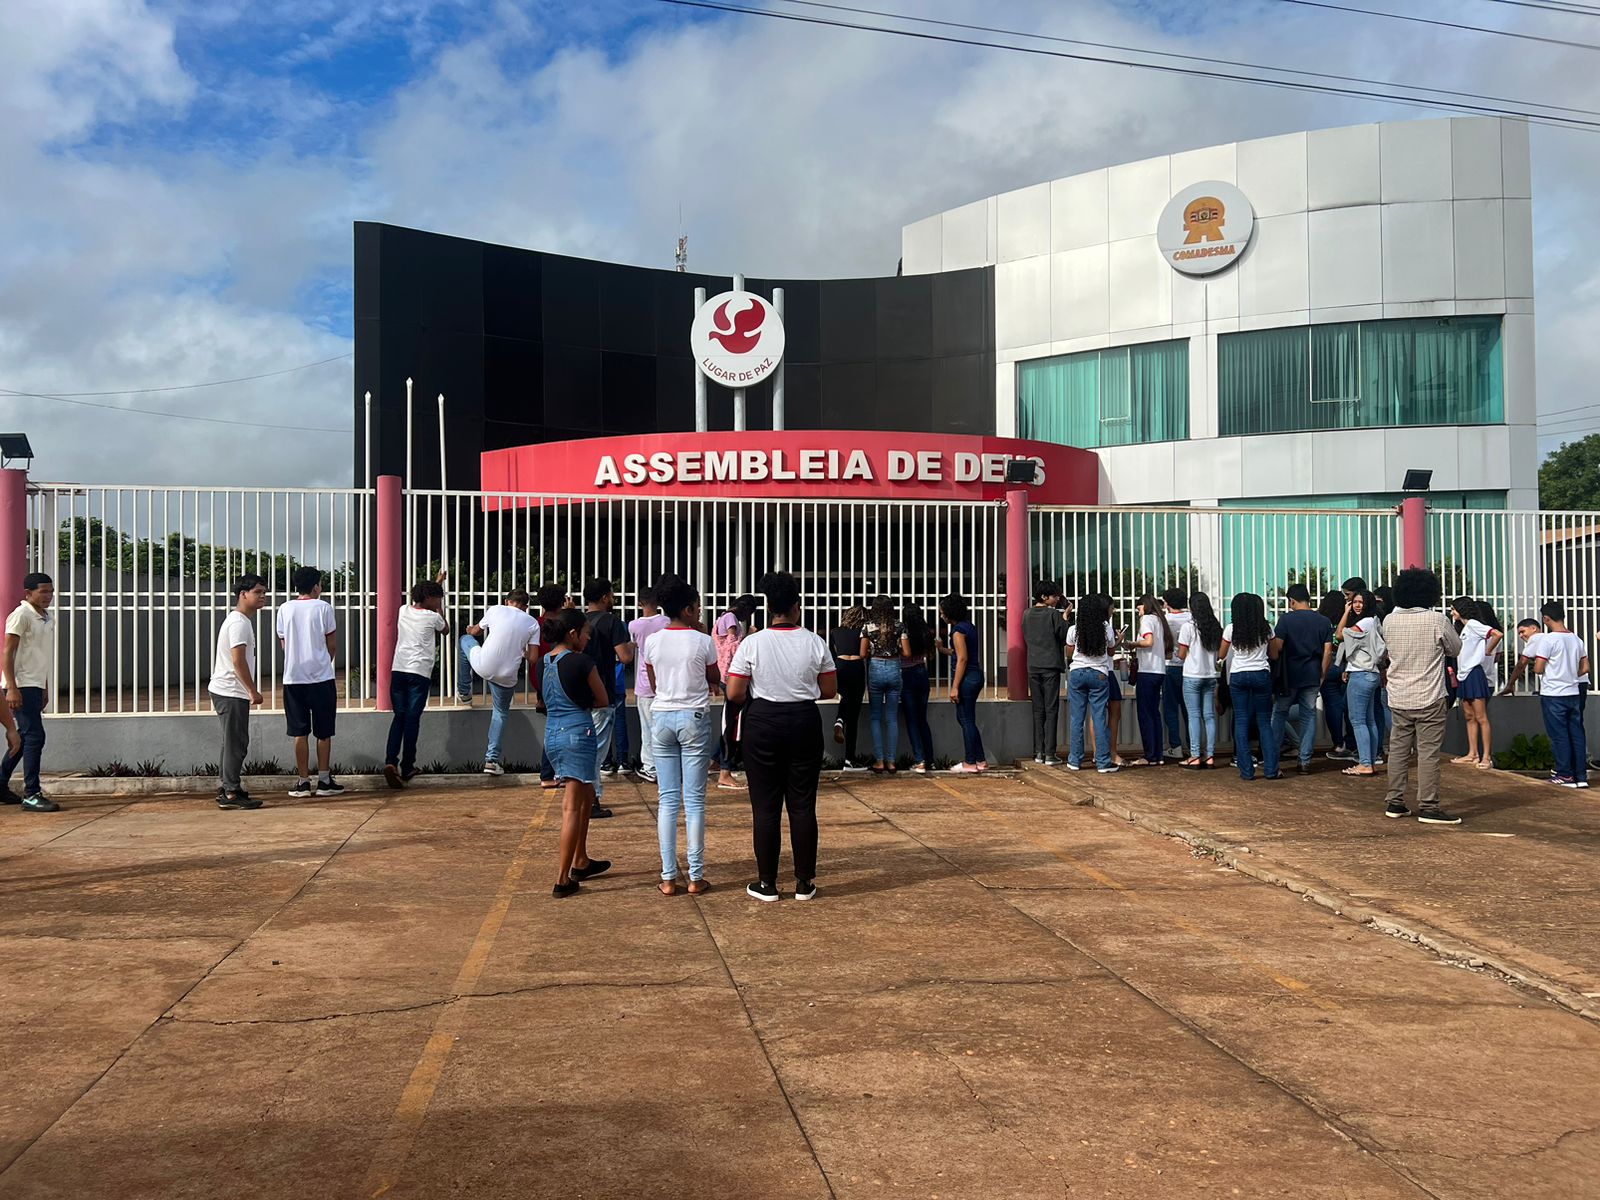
[691,290,786,387]
[1156,181,1255,276]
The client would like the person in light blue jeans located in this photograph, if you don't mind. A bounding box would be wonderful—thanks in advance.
[1336,589,1387,776]
[1068,667,1113,771]
[862,595,910,773]
[640,578,722,895]
[1182,677,1216,765]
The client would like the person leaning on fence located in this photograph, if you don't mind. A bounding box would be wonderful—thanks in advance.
[543,607,612,899]
[940,592,988,773]
[459,588,539,776]
[534,584,572,790]
[714,594,759,791]
[385,574,449,789]
[583,578,632,816]
[642,579,720,895]
[1131,594,1174,767]
[1065,594,1119,774]
[1176,591,1223,769]
[1022,579,1069,766]
[1449,596,1503,771]
[1161,588,1192,759]
[277,566,343,798]
[862,594,909,775]
[2,572,55,812]
[725,571,837,903]
[1219,593,1280,782]
[627,586,671,784]
[1496,619,1544,698]
[1534,601,1590,789]
[828,605,868,771]
[900,601,937,774]
[1378,568,1464,823]
[1271,584,1334,777]
[208,574,268,810]
[1317,589,1357,761]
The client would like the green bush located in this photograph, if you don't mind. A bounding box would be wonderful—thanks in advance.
[1494,733,1554,772]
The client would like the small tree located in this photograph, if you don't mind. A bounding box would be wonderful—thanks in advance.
[1539,433,1600,509]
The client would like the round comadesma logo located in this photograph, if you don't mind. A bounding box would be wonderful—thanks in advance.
[691,290,786,387]
[1156,181,1254,276]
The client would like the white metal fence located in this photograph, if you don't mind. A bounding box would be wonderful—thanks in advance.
[21,484,1599,715]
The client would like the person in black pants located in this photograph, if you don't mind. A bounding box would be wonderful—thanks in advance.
[1021,579,1069,764]
[724,571,839,902]
[829,605,868,770]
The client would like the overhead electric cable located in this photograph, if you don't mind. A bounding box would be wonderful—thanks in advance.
[1274,0,1600,52]
[1474,0,1600,17]
[0,352,351,398]
[0,388,351,433]
[776,0,1600,120]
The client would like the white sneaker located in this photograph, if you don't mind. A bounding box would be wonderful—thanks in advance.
[1043,756,1063,767]
[1097,765,1121,774]
[483,761,505,776]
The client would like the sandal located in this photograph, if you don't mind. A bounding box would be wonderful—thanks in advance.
[1451,755,1479,765]
[1475,759,1495,770]
[887,764,898,775]
[1342,766,1375,776]
[658,879,679,896]
[688,878,711,895]
[871,762,886,775]
[1183,757,1201,768]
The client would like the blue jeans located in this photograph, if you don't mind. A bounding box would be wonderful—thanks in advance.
[1321,667,1350,751]
[603,694,627,766]
[653,707,714,880]
[867,657,903,763]
[1,686,45,796]
[1068,668,1113,770]
[1541,694,1588,782]
[1162,665,1186,750]
[1271,684,1320,766]
[1230,670,1276,779]
[901,663,934,765]
[484,680,516,764]
[955,667,986,764]
[1182,676,1217,759]
[385,671,431,770]
[590,706,613,801]
[1345,671,1384,767]
[456,634,481,701]
[1135,672,1165,762]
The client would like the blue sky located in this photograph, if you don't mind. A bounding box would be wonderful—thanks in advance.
[2,0,1597,484]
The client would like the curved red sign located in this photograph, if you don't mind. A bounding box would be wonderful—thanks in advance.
[480,432,1098,505]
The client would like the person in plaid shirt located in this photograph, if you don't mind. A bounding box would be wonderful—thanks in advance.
[1381,568,1464,825]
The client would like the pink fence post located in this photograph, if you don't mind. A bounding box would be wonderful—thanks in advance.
[1006,488,1029,702]
[0,470,25,606]
[1401,495,1427,570]
[376,475,402,713]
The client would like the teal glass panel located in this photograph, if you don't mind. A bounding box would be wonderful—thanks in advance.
[1017,340,1188,449]
[1219,316,1502,436]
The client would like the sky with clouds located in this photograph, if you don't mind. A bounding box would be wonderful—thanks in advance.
[2,0,1598,487]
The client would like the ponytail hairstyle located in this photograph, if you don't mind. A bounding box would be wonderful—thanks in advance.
[1074,594,1110,657]
[1137,593,1174,658]
[868,594,900,656]
[1188,591,1223,653]
[541,606,587,648]
[1227,593,1273,651]
[760,572,802,622]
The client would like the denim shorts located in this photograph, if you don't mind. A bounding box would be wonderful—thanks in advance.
[544,719,597,784]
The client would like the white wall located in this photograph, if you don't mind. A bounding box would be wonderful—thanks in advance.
[901,117,1536,506]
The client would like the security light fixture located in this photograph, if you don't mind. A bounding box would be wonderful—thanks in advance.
[1401,469,1433,492]
[0,433,33,471]
[1004,458,1040,485]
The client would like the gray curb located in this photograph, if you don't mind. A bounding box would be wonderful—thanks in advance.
[1018,763,1600,1025]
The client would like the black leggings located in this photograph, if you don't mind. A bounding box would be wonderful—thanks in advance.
[834,659,865,761]
[742,699,823,884]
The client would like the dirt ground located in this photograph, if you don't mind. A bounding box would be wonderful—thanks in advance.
[1,759,1597,1199]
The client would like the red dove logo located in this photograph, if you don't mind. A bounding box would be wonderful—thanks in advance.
[707,297,765,354]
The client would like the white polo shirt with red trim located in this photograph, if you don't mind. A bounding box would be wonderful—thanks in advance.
[727,625,834,702]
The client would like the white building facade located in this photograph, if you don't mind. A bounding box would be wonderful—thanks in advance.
[901,116,1536,512]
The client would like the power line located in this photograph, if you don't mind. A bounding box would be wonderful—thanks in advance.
[1473,0,1600,17]
[0,388,351,434]
[0,352,351,398]
[1274,0,1600,52]
[654,0,1600,129]
[778,0,1600,121]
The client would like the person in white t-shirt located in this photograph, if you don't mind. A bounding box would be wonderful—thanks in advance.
[1175,591,1224,768]
[208,574,268,810]
[1497,619,1545,698]
[1064,594,1119,774]
[1131,595,1174,766]
[628,586,672,783]
[1161,588,1193,758]
[1,572,52,811]
[385,574,450,789]
[725,571,837,903]
[276,566,341,798]
[1219,592,1282,781]
[457,588,540,774]
[1535,600,1592,787]
[1448,596,1504,771]
[641,579,721,895]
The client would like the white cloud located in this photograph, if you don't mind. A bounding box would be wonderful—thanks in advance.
[3,0,1599,489]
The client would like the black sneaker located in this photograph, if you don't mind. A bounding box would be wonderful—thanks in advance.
[287,778,313,798]
[0,787,19,805]
[552,879,581,898]
[590,803,612,819]
[570,858,611,882]
[1417,807,1462,825]
[794,880,817,901]
[383,764,403,790]
[601,762,620,777]
[401,767,422,782]
[746,880,780,902]
[21,793,59,813]
[316,777,345,797]
[216,789,262,810]
[1297,762,1312,776]
[1384,800,1410,819]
